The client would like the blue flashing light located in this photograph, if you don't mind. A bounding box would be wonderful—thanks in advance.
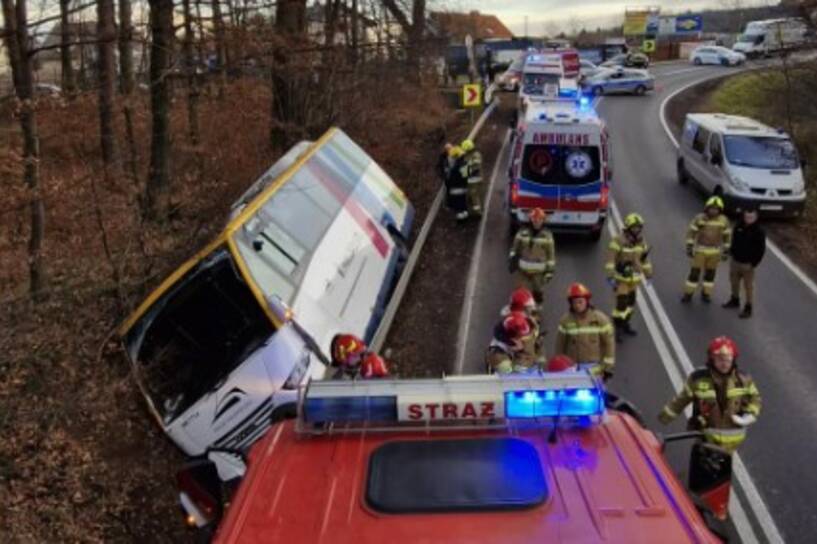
[579,96,590,108]
[304,395,397,424]
[504,388,603,419]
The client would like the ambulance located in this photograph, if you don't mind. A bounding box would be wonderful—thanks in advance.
[119,128,413,464]
[508,89,611,241]
[517,49,581,107]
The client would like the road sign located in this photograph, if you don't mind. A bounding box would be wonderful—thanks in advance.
[675,15,703,33]
[642,39,656,53]
[462,83,482,108]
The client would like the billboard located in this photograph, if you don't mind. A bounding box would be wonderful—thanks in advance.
[624,8,661,36]
[675,14,703,33]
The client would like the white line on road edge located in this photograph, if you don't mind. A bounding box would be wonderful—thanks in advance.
[658,72,817,301]
[609,201,782,544]
[371,100,498,352]
[455,130,511,375]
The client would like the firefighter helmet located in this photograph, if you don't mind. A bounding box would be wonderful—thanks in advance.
[460,139,475,152]
[449,146,464,159]
[566,282,592,300]
[624,213,644,229]
[360,353,390,378]
[705,196,725,211]
[330,334,367,368]
[547,354,576,372]
[503,312,532,339]
[708,336,738,359]
[509,287,536,313]
[528,207,548,223]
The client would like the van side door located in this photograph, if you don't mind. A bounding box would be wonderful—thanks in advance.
[704,132,727,192]
[684,122,711,189]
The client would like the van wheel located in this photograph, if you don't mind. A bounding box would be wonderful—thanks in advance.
[634,85,646,96]
[693,57,702,65]
[589,227,603,242]
[677,158,689,185]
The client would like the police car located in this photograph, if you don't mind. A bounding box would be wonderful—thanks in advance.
[583,67,655,96]
[176,374,731,543]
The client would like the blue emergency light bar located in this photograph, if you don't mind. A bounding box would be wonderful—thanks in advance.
[301,374,605,427]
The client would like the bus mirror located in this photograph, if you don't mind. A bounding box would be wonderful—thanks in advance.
[266,295,293,322]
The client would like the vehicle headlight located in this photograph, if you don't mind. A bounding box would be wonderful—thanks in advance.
[730,175,751,192]
[284,352,309,389]
[793,179,806,195]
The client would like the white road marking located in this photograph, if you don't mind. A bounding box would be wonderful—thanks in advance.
[609,201,783,544]
[657,72,817,300]
[455,130,511,375]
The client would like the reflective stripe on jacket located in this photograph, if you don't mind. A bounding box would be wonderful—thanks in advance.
[605,233,652,284]
[555,309,615,372]
[686,213,732,252]
[510,227,556,274]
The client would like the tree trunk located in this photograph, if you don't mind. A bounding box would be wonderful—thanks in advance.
[97,0,118,168]
[212,0,227,71]
[408,0,425,73]
[270,0,307,150]
[350,0,359,64]
[118,0,134,95]
[59,0,76,95]
[2,0,46,299]
[182,0,201,144]
[144,0,174,218]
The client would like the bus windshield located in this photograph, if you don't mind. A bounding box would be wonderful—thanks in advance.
[724,135,799,169]
[124,247,275,423]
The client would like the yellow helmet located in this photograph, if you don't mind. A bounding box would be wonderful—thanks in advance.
[460,139,475,152]
[448,146,464,158]
[624,212,644,229]
[705,196,724,210]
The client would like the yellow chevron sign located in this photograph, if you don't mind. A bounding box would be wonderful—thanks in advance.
[462,84,482,108]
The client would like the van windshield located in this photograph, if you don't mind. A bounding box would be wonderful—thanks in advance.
[521,144,601,185]
[125,247,275,423]
[724,135,799,169]
[737,33,764,44]
[522,73,559,95]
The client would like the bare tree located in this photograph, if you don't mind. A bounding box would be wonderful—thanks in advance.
[270,0,307,150]
[97,0,118,168]
[381,0,426,71]
[2,0,46,299]
[59,0,77,95]
[118,0,134,94]
[144,0,174,218]
[182,0,201,144]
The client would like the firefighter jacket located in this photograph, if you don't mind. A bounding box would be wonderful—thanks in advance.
[686,213,732,254]
[605,233,653,284]
[555,309,615,375]
[660,366,762,452]
[510,226,556,276]
[464,150,483,185]
[486,319,544,373]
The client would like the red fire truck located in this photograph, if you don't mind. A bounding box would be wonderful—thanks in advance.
[176,374,733,543]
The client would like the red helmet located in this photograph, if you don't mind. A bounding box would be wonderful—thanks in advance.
[360,353,390,378]
[566,282,592,300]
[528,207,547,223]
[547,355,576,372]
[503,312,532,339]
[708,336,738,359]
[330,334,367,368]
[509,287,536,313]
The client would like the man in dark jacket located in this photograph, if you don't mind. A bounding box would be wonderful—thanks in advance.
[722,207,765,318]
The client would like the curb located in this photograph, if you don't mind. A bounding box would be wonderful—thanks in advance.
[371,97,499,352]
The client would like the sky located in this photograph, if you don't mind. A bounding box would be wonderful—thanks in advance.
[448,0,780,35]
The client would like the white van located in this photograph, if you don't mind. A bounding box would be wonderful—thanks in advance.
[120,128,414,460]
[733,18,808,57]
[677,113,806,216]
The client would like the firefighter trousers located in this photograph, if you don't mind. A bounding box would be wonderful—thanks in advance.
[685,251,721,296]
[515,271,549,303]
[467,180,483,215]
[612,281,638,322]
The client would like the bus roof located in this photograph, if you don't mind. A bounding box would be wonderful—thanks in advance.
[214,413,720,543]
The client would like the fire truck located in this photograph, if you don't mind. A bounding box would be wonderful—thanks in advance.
[175,374,733,543]
[509,56,611,241]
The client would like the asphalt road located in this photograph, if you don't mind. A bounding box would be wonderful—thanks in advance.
[455,61,817,543]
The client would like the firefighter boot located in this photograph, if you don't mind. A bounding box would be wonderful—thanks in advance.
[681,293,692,303]
[722,296,740,309]
[613,319,624,344]
[701,292,712,304]
[739,304,753,319]
[622,318,637,337]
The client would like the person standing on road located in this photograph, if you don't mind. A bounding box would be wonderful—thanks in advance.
[722,207,765,319]
[509,208,556,306]
[445,145,469,221]
[461,139,484,217]
[554,283,615,380]
[658,336,761,454]
[606,212,653,343]
[682,196,732,304]
[486,312,536,374]
[501,287,539,322]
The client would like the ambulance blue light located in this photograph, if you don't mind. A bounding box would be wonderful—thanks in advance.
[304,395,397,424]
[505,388,603,418]
[579,96,590,108]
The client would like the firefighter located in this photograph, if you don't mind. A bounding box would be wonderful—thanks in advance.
[682,196,732,303]
[508,208,556,305]
[445,145,469,221]
[461,139,483,216]
[485,311,542,374]
[500,287,541,324]
[546,354,577,372]
[554,283,615,380]
[330,334,390,379]
[658,336,761,454]
[606,212,653,343]
[436,142,453,183]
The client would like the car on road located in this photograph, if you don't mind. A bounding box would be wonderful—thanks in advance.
[600,51,650,69]
[583,67,655,96]
[677,113,807,217]
[690,46,746,66]
[176,374,729,542]
[578,59,601,80]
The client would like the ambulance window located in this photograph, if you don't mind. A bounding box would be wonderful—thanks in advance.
[366,438,547,513]
[692,127,710,154]
[521,144,601,185]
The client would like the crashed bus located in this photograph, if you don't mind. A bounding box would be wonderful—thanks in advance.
[119,128,414,459]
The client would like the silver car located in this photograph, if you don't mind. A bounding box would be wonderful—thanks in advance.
[583,67,655,96]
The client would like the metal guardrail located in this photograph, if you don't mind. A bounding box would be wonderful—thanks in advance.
[371,93,499,352]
